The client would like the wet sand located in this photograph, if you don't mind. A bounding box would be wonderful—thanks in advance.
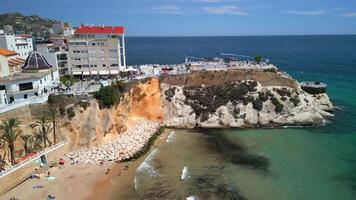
[0,129,169,200]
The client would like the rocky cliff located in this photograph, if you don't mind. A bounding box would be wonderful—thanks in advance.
[160,70,334,128]
[60,70,334,148]
[60,78,163,149]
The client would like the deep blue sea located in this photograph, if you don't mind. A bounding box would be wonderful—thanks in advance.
[118,35,356,200]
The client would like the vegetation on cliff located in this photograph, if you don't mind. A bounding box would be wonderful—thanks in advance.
[93,86,121,109]
[182,81,258,121]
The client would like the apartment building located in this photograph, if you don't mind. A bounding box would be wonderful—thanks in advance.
[68,25,126,76]
[0,30,33,59]
[36,41,68,74]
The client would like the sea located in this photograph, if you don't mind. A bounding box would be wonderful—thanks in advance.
[116,35,356,200]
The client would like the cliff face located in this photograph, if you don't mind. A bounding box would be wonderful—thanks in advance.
[60,71,334,148]
[160,71,334,128]
[60,78,163,150]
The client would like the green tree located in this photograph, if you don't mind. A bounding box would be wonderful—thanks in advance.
[31,116,52,148]
[48,106,59,144]
[0,118,22,165]
[93,86,120,109]
[254,55,263,64]
[20,134,33,154]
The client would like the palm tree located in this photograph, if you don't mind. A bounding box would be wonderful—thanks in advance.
[31,116,52,148]
[48,106,59,144]
[20,134,33,154]
[0,140,7,170]
[0,118,22,165]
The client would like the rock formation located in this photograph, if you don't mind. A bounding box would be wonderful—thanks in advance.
[160,70,334,128]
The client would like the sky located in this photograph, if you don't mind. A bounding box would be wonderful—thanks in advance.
[1,0,356,36]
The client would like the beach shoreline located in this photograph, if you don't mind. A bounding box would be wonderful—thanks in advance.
[0,121,169,200]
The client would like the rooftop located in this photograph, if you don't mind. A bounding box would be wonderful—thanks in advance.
[22,52,53,71]
[75,25,124,35]
[0,48,17,57]
[0,70,52,83]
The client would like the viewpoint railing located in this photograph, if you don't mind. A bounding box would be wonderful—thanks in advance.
[0,140,67,179]
[0,94,49,114]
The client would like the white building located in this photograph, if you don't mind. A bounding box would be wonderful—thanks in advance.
[63,27,75,37]
[68,25,126,77]
[52,21,64,35]
[0,49,59,113]
[36,42,68,74]
[0,30,33,59]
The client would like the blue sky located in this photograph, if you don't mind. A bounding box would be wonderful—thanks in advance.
[1,0,356,36]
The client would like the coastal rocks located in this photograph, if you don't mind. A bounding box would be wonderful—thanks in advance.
[65,119,159,164]
[161,79,334,128]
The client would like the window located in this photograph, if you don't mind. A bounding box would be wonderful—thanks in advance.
[0,85,5,90]
[19,82,33,91]
[24,94,28,99]
[102,64,106,67]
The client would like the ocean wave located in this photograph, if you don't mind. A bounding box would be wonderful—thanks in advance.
[136,149,159,177]
[166,131,176,143]
[181,166,189,180]
[186,195,199,200]
[134,175,138,190]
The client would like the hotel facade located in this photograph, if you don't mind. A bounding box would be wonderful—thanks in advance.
[68,25,126,76]
[0,30,34,59]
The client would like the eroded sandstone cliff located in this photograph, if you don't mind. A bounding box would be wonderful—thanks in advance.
[60,78,163,149]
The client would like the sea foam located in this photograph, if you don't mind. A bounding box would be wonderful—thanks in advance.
[166,131,175,143]
[136,149,159,177]
[181,166,189,180]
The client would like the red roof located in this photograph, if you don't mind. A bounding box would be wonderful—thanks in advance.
[0,48,17,57]
[75,26,124,34]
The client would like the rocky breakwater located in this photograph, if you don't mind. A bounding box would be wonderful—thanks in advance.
[65,119,159,164]
[160,70,334,128]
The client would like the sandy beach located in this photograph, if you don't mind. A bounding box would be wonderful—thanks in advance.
[0,126,169,200]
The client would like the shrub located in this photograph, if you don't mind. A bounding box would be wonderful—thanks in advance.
[290,96,300,106]
[113,80,129,93]
[59,106,66,117]
[275,88,291,97]
[253,98,263,111]
[60,75,76,88]
[79,101,90,110]
[258,92,269,102]
[264,68,277,73]
[164,87,176,102]
[67,107,75,120]
[270,97,284,113]
[93,86,121,109]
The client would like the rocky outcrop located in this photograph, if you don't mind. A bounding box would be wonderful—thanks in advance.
[161,78,334,128]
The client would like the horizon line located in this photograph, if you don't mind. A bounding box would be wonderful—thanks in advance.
[125,33,356,37]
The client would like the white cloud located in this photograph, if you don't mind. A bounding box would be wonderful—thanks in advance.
[202,5,248,15]
[342,12,356,17]
[285,10,329,16]
[151,5,182,14]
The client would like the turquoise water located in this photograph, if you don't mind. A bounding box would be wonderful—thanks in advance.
[118,35,356,199]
